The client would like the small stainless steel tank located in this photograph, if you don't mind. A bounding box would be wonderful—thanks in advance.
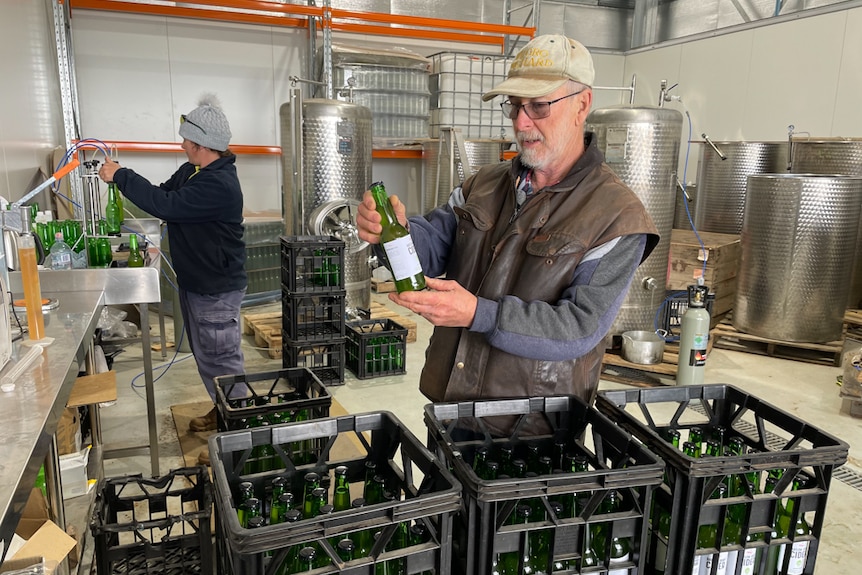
[694,141,790,234]
[734,174,862,342]
[280,98,373,313]
[588,105,683,333]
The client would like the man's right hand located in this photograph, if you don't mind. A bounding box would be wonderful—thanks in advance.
[356,189,408,244]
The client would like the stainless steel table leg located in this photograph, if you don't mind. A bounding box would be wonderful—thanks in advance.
[45,436,70,575]
[140,304,159,476]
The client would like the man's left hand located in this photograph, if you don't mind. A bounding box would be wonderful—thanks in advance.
[389,277,477,328]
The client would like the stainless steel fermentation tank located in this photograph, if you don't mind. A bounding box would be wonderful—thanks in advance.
[421,136,507,211]
[694,141,789,234]
[280,96,373,313]
[791,139,862,308]
[734,174,862,343]
[588,106,683,333]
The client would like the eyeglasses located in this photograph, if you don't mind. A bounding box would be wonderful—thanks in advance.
[180,114,207,135]
[500,89,585,120]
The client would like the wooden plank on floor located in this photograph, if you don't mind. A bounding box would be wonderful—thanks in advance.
[242,311,281,335]
[371,278,396,293]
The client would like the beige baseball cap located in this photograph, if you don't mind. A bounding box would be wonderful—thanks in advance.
[482,35,595,102]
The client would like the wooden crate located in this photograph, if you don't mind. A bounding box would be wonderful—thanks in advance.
[667,229,741,291]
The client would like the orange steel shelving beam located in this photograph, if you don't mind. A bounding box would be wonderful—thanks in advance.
[70,0,534,48]
[97,140,423,159]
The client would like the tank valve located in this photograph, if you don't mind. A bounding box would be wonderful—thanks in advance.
[642,276,659,291]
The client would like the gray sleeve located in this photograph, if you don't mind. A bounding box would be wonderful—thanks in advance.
[469,234,647,361]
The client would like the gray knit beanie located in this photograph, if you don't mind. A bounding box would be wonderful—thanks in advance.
[179,94,232,151]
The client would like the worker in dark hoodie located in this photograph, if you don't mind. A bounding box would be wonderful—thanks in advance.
[99,95,246,462]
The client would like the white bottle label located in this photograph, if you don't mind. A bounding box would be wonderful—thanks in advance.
[692,554,703,575]
[777,541,809,575]
[608,551,630,575]
[653,539,668,572]
[382,235,422,281]
[739,548,758,575]
[52,252,72,270]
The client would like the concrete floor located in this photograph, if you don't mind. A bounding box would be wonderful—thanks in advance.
[90,293,862,574]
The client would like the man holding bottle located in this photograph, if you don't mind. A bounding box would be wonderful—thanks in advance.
[98,95,247,459]
[356,35,658,432]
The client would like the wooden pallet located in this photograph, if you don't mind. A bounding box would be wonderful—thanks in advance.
[371,277,396,293]
[711,318,843,367]
[241,303,417,360]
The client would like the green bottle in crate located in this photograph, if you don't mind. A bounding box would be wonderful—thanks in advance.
[242,497,261,529]
[333,466,351,512]
[591,490,631,574]
[272,492,294,525]
[302,473,321,519]
[289,547,318,573]
[275,510,303,575]
[236,481,255,527]
[495,504,535,575]
[365,474,387,506]
[775,477,810,575]
[336,538,356,562]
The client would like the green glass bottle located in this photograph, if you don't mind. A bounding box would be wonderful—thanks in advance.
[369,181,426,293]
[351,498,374,558]
[333,465,351,512]
[236,481,255,527]
[591,491,630,575]
[652,502,671,575]
[548,501,568,571]
[365,474,387,506]
[127,233,144,267]
[302,473,321,519]
[105,183,122,235]
[473,446,490,478]
[336,538,356,563]
[495,504,532,575]
[688,427,704,456]
[726,481,762,575]
[499,444,515,477]
[409,523,434,575]
[289,546,318,573]
[691,483,724,574]
[774,477,810,575]
[272,492,294,525]
[479,460,500,481]
[242,497,261,529]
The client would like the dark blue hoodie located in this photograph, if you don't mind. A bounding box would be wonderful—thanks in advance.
[113,155,247,294]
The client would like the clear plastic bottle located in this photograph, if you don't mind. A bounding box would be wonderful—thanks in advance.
[49,232,73,270]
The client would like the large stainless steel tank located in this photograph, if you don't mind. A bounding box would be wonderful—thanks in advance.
[734,174,862,342]
[421,138,506,211]
[588,106,683,333]
[694,141,789,234]
[673,182,697,230]
[280,98,373,313]
[791,139,862,308]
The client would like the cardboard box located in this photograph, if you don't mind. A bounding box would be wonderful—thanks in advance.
[59,447,91,499]
[55,407,81,456]
[1,489,77,574]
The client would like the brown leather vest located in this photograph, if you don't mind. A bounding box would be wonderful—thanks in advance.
[419,148,659,418]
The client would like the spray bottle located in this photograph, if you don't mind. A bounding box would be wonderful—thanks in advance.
[677,284,711,385]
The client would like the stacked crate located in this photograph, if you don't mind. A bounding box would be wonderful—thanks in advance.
[280,236,346,386]
[345,318,408,379]
[244,217,284,295]
[596,384,848,575]
[424,395,664,575]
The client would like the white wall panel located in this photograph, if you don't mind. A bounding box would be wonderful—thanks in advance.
[744,11,845,139]
[0,0,64,203]
[74,12,174,142]
[832,7,862,134]
[592,52,629,108]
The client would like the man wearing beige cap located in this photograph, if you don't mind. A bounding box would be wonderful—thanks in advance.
[357,35,657,428]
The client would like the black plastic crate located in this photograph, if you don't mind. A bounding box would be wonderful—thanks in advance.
[596,384,849,575]
[346,318,408,379]
[214,367,331,431]
[209,411,461,575]
[90,467,212,575]
[282,291,346,342]
[660,289,716,335]
[424,396,664,575]
[280,235,346,293]
[282,337,345,386]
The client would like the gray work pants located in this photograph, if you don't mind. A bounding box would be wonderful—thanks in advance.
[178,287,247,402]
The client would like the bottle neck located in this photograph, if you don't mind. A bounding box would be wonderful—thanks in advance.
[370,188,398,226]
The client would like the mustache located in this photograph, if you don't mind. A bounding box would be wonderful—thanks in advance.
[516,130,544,147]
